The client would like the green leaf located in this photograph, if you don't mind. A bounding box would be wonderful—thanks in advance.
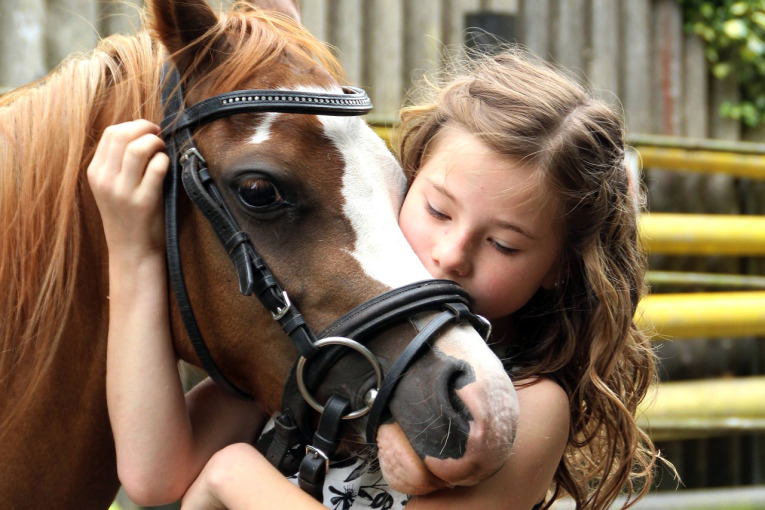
[712,62,733,78]
[730,2,750,16]
[741,102,759,126]
[753,11,765,29]
[747,34,765,55]
[677,0,765,127]
[723,19,749,39]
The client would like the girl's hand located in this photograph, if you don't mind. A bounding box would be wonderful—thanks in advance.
[87,120,169,260]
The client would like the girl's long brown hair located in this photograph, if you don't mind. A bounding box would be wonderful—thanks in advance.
[396,47,663,509]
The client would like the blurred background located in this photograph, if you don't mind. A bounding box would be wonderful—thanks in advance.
[2,1,763,508]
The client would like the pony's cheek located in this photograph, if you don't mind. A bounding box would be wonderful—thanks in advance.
[376,422,449,495]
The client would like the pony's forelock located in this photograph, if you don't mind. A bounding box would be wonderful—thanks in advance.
[171,3,345,96]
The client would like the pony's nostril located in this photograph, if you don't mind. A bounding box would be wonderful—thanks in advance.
[446,368,474,423]
[387,349,479,460]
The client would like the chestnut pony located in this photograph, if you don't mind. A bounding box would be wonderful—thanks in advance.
[0,1,517,508]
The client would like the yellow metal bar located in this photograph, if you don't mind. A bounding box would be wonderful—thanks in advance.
[370,127,765,179]
[638,376,765,441]
[637,146,765,180]
[629,133,765,154]
[637,291,765,339]
[639,213,765,255]
[647,270,765,290]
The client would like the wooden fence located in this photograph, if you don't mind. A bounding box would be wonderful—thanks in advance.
[3,0,764,507]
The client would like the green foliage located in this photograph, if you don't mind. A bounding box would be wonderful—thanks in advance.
[678,0,765,127]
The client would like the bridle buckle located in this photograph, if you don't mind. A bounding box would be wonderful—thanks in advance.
[179,147,206,165]
[271,291,292,321]
[305,445,330,473]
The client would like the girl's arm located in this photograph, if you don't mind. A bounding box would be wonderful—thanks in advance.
[179,376,568,510]
[408,376,570,510]
[88,120,265,506]
[181,443,327,510]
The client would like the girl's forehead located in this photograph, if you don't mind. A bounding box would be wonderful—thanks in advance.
[427,127,546,192]
[421,125,560,225]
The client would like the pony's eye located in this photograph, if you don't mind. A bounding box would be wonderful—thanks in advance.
[237,177,285,210]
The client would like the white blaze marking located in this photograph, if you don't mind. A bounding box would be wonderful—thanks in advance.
[244,84,431,289]
[248,112,280,144]
[319,114,432,288]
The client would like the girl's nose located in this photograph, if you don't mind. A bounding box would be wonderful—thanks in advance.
[432,231,471,277]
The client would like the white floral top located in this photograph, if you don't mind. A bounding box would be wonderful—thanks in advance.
[286,456,411,510]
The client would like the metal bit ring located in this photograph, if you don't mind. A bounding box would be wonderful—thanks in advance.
[296,337,382,420]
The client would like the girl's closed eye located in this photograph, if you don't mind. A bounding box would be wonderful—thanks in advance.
[425,200,450,220]
[490,239,519,255]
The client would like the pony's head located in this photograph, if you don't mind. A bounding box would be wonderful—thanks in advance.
[150,0,518,493]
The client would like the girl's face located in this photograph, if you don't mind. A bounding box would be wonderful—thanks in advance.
[399,124,562,321]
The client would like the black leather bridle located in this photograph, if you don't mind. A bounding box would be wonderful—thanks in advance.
[159,62,491,500]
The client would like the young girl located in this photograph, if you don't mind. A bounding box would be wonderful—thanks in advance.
[90,48,660,510]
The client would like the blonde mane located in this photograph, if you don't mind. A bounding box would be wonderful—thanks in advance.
[0,1,342,436]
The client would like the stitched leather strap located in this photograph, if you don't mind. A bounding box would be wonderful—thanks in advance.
[300,280,488,392]
[173,87,372,132]
[298,394,351,501]
[162,66,252,400]
[256,413,303,476]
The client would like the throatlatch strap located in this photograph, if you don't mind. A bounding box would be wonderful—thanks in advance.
[299,394,351,501]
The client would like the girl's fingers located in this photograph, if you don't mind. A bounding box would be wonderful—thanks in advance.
[89,120,161,185]
[118,132,167,190]
[139,151,170,200]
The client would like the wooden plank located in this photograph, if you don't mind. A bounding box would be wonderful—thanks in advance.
[552,0,586,81]
[706,74,742,213]
[328,0,363,85]
[45,0,99,67]
[485,0,517,12]
[678,33,711,231]
[298,0,327,44]
[443,0,481,48]
[645,1,683,222]
[0,0,47,88]
[518,0,550,58]
[403,1,442,87]
[363,0,403,123]
[100,0,143,36]
[621,0,651,133]
[682,33,708,138]
[651,0,683,136]
[589,0,620,104]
